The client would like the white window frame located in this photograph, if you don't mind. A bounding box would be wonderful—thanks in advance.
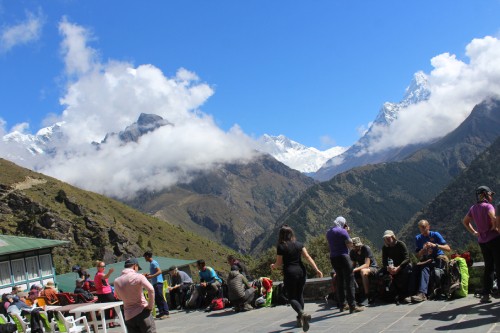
[25,256,40,280]
[11,259,26,283]
[0,261,11,286]
[39,254,53,277]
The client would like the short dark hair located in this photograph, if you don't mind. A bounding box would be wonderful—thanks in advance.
[143,251,153,258]
[196,259,205,267]
[227,255,235,261]
[168,265,177,272]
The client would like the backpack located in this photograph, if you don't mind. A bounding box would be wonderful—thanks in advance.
[271,282,288,306]
[437,258,467,300]
[0,323,17,333]
[452,257,469,298]
[209,297,225,311]
[185,284,200,308]
[451,252,473,267]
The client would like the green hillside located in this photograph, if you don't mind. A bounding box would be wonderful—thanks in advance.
[0,158,244,274]
[399,135,500,250]
[256,99,500,251]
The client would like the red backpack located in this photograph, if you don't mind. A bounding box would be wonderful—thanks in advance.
[210,298,225,311]
[451,251,473,267]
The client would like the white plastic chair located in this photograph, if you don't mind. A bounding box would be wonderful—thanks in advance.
[39,310,56,333]
[0,313,8,324]
[10,312,31,333]
[54,311,91,332]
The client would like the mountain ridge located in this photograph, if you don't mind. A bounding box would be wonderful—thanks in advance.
[255,98,500,252]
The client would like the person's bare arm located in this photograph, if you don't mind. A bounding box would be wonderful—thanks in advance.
[302,247,323,278]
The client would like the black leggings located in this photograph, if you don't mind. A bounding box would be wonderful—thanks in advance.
[97,292,116,319]
[479,236,500,295]
[284,274,306,315]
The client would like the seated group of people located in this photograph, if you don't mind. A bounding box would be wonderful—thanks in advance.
[167,256,256,313]
[341,219,454,307]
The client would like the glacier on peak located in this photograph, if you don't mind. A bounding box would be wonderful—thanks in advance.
[314,71,431,180]
[257,134,347,174]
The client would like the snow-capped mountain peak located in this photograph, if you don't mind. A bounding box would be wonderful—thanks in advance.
[314,72,431,180]
[257,134,347,173]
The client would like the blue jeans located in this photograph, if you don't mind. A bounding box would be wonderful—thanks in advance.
[153,283,169,315]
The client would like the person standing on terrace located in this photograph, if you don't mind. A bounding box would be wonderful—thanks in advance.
[327,216,364,314]
[463,185,500,304]
[271,224,323,332]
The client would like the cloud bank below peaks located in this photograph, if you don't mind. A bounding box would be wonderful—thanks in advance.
[37,19,257,199]
[367,36,500,154]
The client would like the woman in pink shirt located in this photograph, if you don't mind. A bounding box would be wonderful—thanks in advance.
[94,261,116,326]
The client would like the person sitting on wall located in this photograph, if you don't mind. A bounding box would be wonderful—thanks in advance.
[349,237,379,305]
[380,230,412,304]
[167,266,193,310]
[406,219,450,303]
[196,259,223,308]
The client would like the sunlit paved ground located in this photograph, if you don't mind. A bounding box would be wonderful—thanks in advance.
[108,294,499,333]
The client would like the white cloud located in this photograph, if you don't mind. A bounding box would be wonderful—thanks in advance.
[0,118,6,136]
[0,9,44,52]
[367,36,500,153]
[11,122,30,134]
[59,17,98,76]
[27,19,258,199]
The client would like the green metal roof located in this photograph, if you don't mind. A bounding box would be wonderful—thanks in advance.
[56,257,197,293]
[0,234,69,255]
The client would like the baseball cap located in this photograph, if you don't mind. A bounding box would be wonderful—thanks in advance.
[124,258,142,270]
[383,230,395,238]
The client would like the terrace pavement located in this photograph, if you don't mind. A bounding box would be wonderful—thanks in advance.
[109,294,499,333]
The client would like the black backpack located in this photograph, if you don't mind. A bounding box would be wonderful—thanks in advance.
[0,323,17,333]
[271,282,288,306]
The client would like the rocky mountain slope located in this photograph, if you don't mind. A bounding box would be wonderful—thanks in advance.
[0,158,241,274]
[125,154,315,253]
[398,134,500,250]
[256,98,500,251]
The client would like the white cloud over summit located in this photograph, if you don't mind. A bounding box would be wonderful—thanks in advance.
[29,19,257,199]
[368,36,500,153]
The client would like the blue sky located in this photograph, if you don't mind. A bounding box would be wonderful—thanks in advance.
[1,0,500,150]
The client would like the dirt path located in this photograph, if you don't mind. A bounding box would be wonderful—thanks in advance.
[13,176,47,190]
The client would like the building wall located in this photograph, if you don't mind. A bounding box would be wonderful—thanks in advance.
[0,249,56,294]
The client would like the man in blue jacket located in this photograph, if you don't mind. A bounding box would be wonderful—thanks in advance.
[409,219,450,302]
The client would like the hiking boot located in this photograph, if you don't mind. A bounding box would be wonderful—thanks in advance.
[480,294,492,303]
[296,315,302,328]
[339,303,349,312]
[411,293,427,303]
[401,296,412,304]
[156,313,169,320]
[357,296,368,307]
[242,304,253,311]
[301,312,311,332]
[349,305,365,313]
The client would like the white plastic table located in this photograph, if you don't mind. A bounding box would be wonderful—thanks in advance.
[69,301,126,333]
